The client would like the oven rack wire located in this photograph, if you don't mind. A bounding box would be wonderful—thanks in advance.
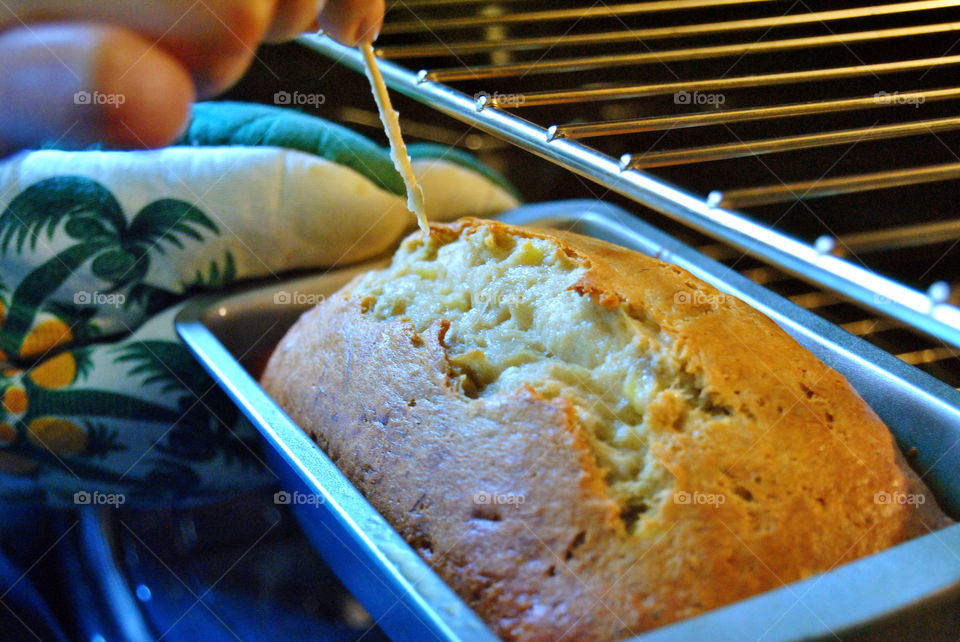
[298,0,960,351]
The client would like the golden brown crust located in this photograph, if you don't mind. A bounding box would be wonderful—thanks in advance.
[262,218,950,640]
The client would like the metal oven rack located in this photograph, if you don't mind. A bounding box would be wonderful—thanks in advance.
[292,99,960,390]
[298,0,960,365]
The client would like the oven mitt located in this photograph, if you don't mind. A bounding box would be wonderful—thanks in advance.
[0,101,520,507]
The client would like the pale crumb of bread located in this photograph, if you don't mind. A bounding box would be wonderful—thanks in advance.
[353,226,679,532]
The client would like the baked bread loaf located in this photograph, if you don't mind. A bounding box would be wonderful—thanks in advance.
[262,218,950,640]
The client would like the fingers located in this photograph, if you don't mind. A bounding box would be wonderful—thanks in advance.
[318,0,385,45]
[0,0,378,97]
[0,0,386,155]
[1,1,275,97]
[0,23,194,154]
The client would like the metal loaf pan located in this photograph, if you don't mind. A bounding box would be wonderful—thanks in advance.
[176,200,960,641]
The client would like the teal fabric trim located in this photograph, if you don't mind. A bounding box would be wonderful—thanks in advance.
[175,102,406,195]
[36,101,521,201]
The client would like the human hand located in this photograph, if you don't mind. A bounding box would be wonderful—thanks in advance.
[0,0,385,154]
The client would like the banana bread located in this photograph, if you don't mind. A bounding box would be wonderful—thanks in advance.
[261,218,950,640]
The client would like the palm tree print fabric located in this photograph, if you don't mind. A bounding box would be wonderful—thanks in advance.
[0,102,519,506]
[0,178,266,505]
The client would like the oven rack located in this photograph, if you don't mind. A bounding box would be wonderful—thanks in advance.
[325,103,960,390]
[298,0,960,349]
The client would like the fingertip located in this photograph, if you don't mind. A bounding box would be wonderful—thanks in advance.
[0,24,196,153]
[318,0,384,46]
[93,31,195,148]
[355,0,385,44]
[265,0,327,43]
[188,0,273,97]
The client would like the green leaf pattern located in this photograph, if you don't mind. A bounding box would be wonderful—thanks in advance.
[0,176,267,506]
